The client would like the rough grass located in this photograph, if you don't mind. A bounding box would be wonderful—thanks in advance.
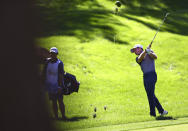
[36,0,188,130]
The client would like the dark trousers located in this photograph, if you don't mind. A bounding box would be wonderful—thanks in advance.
[144,72,164,116]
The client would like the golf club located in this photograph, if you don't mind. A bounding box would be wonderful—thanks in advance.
[148,12,170,48]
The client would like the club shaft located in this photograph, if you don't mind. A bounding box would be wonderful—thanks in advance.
[150,13,169,47]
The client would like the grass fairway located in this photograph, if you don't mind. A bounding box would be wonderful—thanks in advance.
[36,0,188,130]
[136,124,188,131]
[67,117,188,131]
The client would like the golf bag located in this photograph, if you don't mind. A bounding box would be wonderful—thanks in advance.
[62,72,80,95]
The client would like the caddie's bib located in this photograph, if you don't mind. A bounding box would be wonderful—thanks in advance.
[45,59,61,93]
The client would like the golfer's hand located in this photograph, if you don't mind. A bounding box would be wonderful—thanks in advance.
[146,49,157,59]
[145,48,151,54]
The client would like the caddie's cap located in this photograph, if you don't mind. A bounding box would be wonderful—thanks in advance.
[50,47,58,54]
[130,44,143,53]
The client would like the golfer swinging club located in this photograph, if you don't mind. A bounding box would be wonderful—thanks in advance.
[131,44,168,117]
[42,47,66,120]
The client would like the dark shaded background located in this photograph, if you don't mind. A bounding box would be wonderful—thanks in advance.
[37,0,188,40]
[0,0,53,131]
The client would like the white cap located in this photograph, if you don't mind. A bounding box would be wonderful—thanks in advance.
[130,44,143,53]
[50,47,58,54]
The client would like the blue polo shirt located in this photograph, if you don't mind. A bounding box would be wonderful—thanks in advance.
[136,54,156,74]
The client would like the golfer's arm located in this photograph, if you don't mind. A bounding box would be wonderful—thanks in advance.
[149,52,157,59]
[137,50,147,63]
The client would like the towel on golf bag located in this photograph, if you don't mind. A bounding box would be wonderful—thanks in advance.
[62,72,80,95]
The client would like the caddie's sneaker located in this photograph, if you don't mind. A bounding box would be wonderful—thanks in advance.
[161,110,168,116]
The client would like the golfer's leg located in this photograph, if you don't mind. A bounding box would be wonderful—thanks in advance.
[152,72,164,114]
[154,95,164,114]
[145,81,156,116]
[146,89,156,116]
[52,100,58,119]
[58,96,65,119]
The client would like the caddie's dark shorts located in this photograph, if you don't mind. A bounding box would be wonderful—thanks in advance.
[48,93,63,101]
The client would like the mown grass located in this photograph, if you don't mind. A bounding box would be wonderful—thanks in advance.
[36,0,188,130]
[70,117,188,131]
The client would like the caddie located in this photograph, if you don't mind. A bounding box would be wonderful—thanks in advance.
[42,47,66,120]
[131,44,168,117]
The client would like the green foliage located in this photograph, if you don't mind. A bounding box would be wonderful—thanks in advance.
[37,0,188,130]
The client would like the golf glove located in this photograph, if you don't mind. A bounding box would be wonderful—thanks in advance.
[145,48,151,54]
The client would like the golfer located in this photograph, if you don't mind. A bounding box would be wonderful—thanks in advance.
[42,47,66,120]
[131,44,168,117]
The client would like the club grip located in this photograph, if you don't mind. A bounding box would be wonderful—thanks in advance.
[148,42,152,48]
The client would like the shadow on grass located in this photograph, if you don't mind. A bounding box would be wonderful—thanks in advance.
[36,0,188,43]
[36,0,128,44]
[65,116,89,122]
[156,116,176,120]
[120,0,188,35]
[49,116,88,122]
